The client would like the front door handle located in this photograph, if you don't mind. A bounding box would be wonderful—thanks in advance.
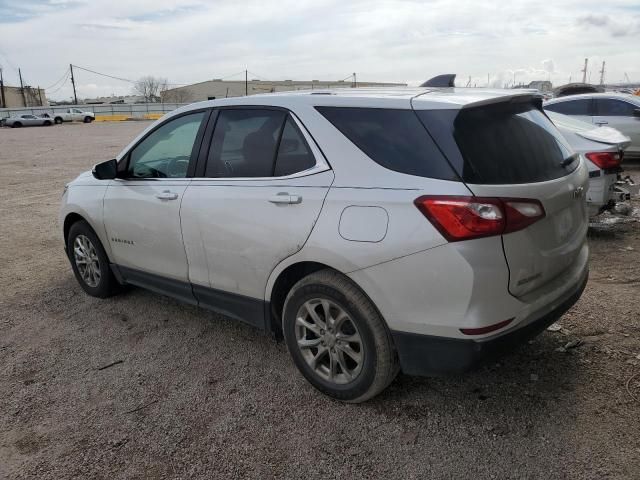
[156,190,179,201]
[595,120,608,125]
[269,192,302,205]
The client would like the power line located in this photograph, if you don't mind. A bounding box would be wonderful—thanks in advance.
[47,73,71,94]
[71,64,135,83]
[44,68,70,90]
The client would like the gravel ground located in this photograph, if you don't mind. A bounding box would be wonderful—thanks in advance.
[1,122,639,479]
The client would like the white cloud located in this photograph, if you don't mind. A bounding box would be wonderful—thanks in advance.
[0,0,638,100]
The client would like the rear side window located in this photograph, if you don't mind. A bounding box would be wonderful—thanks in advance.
[417,101,576,184]
[315,107,459,181]
[544,99,592,116]
[595,99,636,116]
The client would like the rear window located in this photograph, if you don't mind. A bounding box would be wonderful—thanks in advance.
[315,107,458,181]
[416,101,576,184]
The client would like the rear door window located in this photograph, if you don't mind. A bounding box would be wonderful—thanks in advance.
[544,99,593,116]
[273,117,316,176]
[316,107,458,180]
[205,109,286,178]
[417,100,576,184]
[595,99,637,116]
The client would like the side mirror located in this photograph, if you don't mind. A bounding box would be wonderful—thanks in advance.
[92,159,117,180]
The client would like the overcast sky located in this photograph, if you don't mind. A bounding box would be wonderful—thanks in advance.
[1,0,639,100]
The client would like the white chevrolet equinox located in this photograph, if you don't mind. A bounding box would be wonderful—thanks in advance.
[60,88,590,402]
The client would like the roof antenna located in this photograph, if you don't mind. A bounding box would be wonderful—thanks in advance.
[420,74,456,88]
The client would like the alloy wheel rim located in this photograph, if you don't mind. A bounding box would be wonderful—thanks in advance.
[295,298,363,385]
[73,235,101,288]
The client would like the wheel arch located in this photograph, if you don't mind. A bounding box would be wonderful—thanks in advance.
[266,259,387,338]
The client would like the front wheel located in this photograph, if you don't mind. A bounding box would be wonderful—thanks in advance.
[283,269,398,403]
[67,220,120,298]
[83,116,93,123]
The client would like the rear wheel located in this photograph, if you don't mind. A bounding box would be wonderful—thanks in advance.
[282,269,398,403]
[12,122,22,128]
[67,220,120,298]
[54,117,63,124]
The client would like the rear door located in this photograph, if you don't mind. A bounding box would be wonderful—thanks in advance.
[103,110,208,302]
[416,98,588,297]
[180,107,333,327]
[593,98,640,151]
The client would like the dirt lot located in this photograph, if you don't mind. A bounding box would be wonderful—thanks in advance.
[1,122,639,479]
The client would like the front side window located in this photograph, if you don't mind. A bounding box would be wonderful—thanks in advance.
[595,99,637,116]
[127,112,205,178]
[544,99,592,116]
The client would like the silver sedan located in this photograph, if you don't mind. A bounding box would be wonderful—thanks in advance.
[2,114,54,128]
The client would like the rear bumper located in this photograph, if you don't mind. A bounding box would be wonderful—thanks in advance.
[391,269,588,376]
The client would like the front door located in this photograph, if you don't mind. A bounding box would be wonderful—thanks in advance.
[103,110,208,302]
[180,108,334,327]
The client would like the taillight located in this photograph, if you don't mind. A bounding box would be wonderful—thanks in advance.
[414,196,545,242]
[585,151,621,169]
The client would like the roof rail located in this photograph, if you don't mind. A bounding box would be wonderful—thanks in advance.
[420,74,456,88]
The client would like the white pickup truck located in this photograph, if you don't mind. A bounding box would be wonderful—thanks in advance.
[50,108,95,124]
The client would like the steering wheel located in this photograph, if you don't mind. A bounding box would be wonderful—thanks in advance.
[166,156,190,177]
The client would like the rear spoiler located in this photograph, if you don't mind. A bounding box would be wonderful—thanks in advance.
[420,74,456,88]
[460,92,543,110]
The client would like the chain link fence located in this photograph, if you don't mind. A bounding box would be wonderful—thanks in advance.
[0,103,189,120]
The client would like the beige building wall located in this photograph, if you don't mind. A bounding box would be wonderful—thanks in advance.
[161,79,406,103]
[0,85,48,108]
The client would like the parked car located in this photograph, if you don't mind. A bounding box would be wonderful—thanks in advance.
[2,114,53,127]
[544,93,640,158]
[546,110,630,217]
[60,89,589,402]
[51,108,95,124]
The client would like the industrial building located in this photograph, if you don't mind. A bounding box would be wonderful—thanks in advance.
[0,84,48,108]
[161,79,406,103]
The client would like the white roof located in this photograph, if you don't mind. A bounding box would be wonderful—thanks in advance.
[183,86,539,111]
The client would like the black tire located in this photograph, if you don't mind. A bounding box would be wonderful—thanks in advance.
[44,121,52,126]
[282,269,398,403]
[83,116,93,123]
[54,117,63,124]
[67,220,120,298]
[12,122,22,128]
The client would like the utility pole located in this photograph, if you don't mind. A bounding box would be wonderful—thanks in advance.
[599,61,606,85]
[70,63,78,105]
[245,69,248,96]
[353,72,357,88]
[0,67,6,108]
[37,86,43,106]
[18,68,27,107]
[581,58,588,84]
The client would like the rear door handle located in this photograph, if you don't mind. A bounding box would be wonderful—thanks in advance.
[156,190,179,201]
[269,192,302,205]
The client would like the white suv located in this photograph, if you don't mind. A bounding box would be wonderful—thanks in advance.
[60,88,590,402]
